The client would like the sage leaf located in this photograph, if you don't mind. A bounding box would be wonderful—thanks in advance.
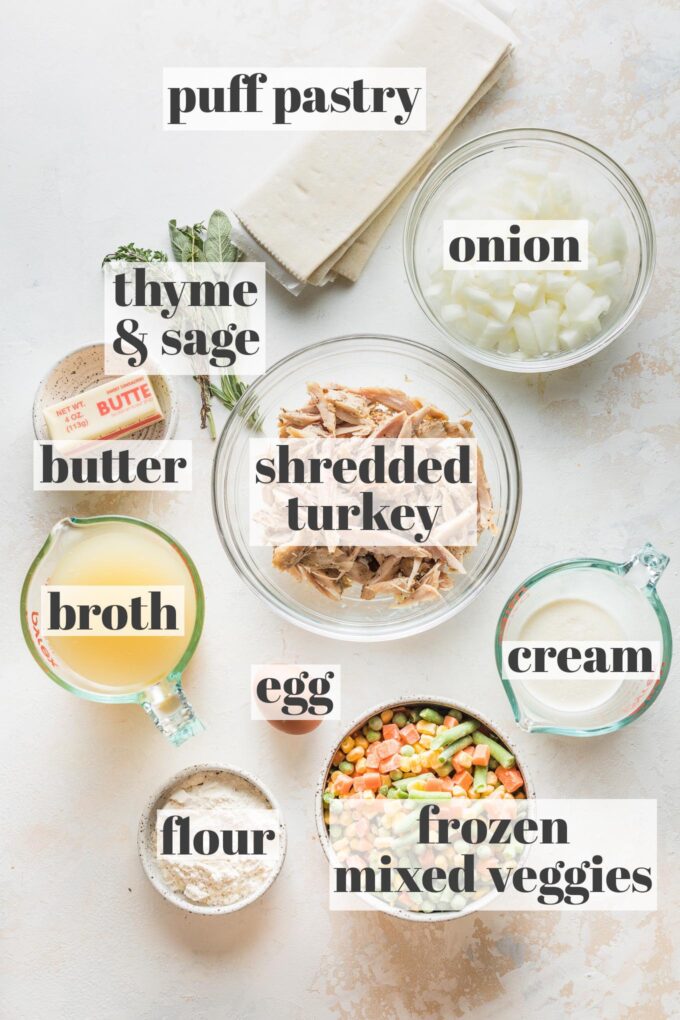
[205,208,241,263]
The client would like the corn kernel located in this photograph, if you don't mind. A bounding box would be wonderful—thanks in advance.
[418,734,433,749]
[354,757,367,775]
[355,735,369,749]
[346,746,363,763]
[340,736,355,754]
[452,786,467,797]
[361,790,375,800]
[381,709,394,723]
[413,742,425,754]
[487,771,498,786]
[416,720,436,736]
[398,756,412,772]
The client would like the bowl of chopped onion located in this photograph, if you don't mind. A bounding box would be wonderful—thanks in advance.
[404,128,655,372]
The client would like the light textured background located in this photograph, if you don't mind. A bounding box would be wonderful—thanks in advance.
[2,1,679,1017]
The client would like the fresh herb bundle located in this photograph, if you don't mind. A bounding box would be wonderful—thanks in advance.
[102,209,255,438]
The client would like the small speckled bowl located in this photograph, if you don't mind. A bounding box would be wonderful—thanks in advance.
[138,763,287,916]
[32,342,178,441]
[316,696,534,923]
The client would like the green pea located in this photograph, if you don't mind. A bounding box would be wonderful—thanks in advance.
[401,745,415,757]
[451,894,467,911]
[368,716,383,732]
[379,785,390,797]
[393,712,408,727]
[365,729,381,743]
[322,790,335,804]
[389,770,403,781]
[338,761,354,775]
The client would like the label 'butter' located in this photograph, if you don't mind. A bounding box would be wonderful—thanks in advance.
[44,372,164,441]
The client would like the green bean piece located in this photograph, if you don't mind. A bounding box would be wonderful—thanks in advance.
[449,709,463,722]
[431,719,477,750]
[396,789,409,799]
[438,733,476,764]
[473,765,488,791]
[379,785,390,797]
[392,773,435,790]
[471,731,515,769]
[419,707,444,725]
[338,761,354,775]
[387,788,400,799]
[393,712,408,727]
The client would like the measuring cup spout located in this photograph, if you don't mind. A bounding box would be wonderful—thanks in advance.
[139,676,204,746]
[622,542,670,591]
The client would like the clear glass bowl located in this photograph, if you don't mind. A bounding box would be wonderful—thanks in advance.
[212,334,521,641]
[404,129,655,373]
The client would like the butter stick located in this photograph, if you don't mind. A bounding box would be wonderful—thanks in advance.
[44,372,164,441]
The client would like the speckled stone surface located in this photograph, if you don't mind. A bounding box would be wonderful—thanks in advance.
[3,1,679,1018]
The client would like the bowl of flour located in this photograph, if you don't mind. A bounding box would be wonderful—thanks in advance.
[138,764,287,915]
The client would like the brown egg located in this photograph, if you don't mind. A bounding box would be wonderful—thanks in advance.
[267,718,322,735]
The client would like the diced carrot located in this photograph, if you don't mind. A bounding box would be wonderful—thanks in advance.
[332,775,353,796]
[422,778,449,791]
[400,723,420,745]
[452,770,473,792]
[443,715,458,729]
[471,744,490,766]
[496,767,524,793]
[353,772,382,792]
[382,723,400,741]
[379,753,402,774]
[377,738,401,759]
[365,749,380,769]
[452,749,473,770]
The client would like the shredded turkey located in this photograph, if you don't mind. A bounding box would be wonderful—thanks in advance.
[272,383,495,605]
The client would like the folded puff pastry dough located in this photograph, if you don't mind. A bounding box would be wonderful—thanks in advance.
[233,0,516,289]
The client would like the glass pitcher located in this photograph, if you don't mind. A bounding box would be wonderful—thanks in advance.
[21,515,205,746]
[495,542,672,736]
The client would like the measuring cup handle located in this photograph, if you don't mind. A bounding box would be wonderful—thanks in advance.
[622,542,670,590]
[139,676,204,746]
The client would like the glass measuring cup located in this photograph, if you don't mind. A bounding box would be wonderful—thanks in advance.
[21,515,205,746]
[495,543,672,736]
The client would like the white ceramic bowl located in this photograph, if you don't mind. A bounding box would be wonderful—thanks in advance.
[138,763,287,915]
[316,696,533,923]
[32,341,178,441]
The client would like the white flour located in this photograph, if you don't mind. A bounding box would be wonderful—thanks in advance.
[158,772,280,907]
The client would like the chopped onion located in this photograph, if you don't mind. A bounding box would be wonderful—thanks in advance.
[425,160,628,360]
